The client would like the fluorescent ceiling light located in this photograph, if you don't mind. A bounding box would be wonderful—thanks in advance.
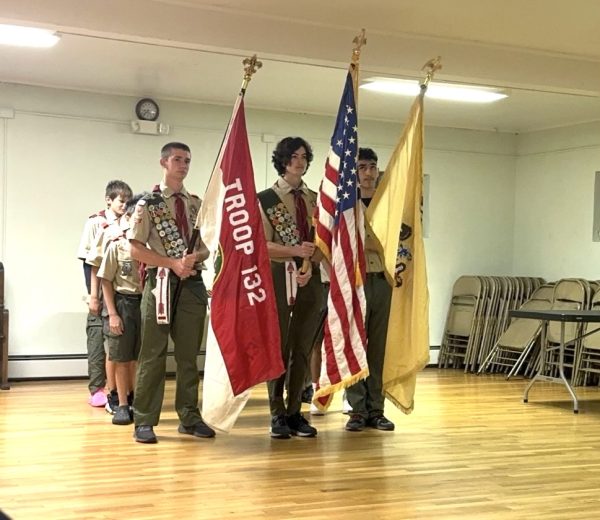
[0,23,60,48]
[361,78,508,103]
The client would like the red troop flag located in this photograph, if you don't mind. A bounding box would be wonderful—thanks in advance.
[200,96,283,429]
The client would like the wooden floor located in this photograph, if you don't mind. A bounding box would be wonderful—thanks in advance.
[2,369,600,519]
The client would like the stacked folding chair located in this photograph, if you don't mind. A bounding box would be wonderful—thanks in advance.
[478,296,552,379]
[539,278,592,384]
[438,276,482,369]
[438,276,544,370]
[573,287,600,386]
[438,276,543,371]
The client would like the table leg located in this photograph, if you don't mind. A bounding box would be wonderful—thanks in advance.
[558,322,578,413]
[523,320,545,403]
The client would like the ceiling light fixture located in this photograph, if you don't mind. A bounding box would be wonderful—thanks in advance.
[0,23,60,48]
[360,78,508,103]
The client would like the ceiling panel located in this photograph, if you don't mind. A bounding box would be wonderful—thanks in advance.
[1,0,600,133]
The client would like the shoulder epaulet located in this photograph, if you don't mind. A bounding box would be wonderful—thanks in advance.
[307,188,318,197]
[101,222,109,229]
[190,193,200,200]
[88,208,106,219]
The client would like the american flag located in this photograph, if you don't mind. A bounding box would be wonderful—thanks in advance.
[313,69,368,408]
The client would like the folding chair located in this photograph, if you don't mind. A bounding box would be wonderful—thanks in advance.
[543,278,591,382]
[573,288,600,386]
[478,298,551,378]
[438,276,482,369]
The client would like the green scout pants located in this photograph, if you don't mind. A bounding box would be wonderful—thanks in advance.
[86,312,106,394]
[134,269,208,427]
[346,272,392,419]
[267,262,322,417]
[103,293,142,363]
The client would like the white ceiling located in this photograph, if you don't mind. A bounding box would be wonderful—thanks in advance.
[2,0,600,133]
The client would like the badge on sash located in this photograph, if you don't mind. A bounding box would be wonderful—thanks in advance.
[285,260,298,306]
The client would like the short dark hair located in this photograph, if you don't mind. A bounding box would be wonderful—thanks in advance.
[105,180,132,201]
[161,142,191,160]
[125,192,148,216]
[271,137,314,176]
[358,147,378,163]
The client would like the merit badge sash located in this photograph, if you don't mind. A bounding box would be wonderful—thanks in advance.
[152,267,171,324]
[144,191,187,259]
[257,189,301,247]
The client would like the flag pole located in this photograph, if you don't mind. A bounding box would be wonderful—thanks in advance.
[171,55,262,323]
[419,56,442,91]
[350,28,367,95]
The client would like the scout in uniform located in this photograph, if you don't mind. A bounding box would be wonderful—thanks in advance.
[258,136,323,439]
[86,187,132,414]
[76,180,132,407]
[97,194,144,426]
[345,148,395,432]
[128,142,214,444]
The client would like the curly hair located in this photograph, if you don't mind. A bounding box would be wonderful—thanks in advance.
[271,137,314,176]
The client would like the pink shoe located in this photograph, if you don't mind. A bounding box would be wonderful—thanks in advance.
[88,388,107,407]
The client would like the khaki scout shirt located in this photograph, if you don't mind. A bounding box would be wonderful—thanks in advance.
[97,234,142,295]
[77,209,117,260]
[363,203,385,274]
[86,218,123,268]
[259,177,317,263]
[127,181,203,269]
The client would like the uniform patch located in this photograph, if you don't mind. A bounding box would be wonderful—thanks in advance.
[121,260,133,277]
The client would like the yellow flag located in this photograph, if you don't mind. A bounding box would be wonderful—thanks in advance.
[365,90,430,413]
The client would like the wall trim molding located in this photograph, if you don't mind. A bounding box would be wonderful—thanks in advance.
[3,347,439,382]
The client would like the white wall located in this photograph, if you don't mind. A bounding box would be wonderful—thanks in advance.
[0,83,517,377]
[514,122,600,279]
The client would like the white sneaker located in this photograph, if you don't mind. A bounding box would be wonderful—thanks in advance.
[342,398,353,415]
[310,402,325,416]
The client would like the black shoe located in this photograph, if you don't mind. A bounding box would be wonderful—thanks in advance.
[134,425,157,444]
[345,414,366,432]
[301,385,314,404]
[113,405,133,425]
[287,412,317,437]
[270,414,291,439]
[178,420,216,438]
[367,414,395,431]
[105,390,118,415]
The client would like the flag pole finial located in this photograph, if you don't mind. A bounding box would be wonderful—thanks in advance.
[351,29,367,64]
[420,56,442,90]
[241,54,262,93]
